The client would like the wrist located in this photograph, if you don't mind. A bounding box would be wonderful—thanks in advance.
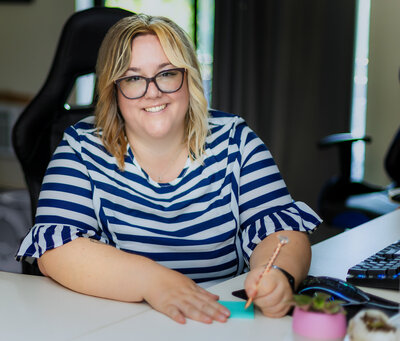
[272,265,295,292]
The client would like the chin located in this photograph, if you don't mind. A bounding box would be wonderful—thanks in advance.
[145,127,172,139]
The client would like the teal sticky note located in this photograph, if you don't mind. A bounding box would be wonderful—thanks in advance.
[218,301,255,319]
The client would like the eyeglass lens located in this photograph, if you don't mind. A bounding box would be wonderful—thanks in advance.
[117,68,184,99]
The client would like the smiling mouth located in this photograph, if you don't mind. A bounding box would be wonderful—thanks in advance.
[144,104,167,113]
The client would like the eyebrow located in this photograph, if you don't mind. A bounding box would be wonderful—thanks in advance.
[126,63,174,73]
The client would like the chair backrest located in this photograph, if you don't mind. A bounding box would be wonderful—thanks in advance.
[12,7,133,221]
[384,70,400,186]
[385,126,400,186]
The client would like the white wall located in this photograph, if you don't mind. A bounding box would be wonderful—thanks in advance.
[364,0,400,186]
[0,0,74,94]
[0,0,74,188]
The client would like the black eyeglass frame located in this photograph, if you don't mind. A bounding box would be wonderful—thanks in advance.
[114,67,186,100]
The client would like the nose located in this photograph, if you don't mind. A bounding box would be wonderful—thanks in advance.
[145,80,161,98]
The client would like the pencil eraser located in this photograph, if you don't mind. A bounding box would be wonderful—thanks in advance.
[218,300,255,319]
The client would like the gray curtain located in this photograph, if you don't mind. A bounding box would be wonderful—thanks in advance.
[212,0,356,215]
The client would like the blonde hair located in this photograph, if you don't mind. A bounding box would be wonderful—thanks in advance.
[95,13,209,169]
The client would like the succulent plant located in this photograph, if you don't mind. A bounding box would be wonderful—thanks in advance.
[291,292,346,315]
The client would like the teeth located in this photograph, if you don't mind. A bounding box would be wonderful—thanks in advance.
[144,104,166,113]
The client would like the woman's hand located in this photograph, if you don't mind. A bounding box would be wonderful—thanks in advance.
[142,264,231,324]
[244,266,293,317]
[245,231,312,317]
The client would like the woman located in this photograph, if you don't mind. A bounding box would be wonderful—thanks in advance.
[17,14,321,324]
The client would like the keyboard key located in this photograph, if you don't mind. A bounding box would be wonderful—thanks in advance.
[348,267,368,276]
[367,268,387,276]
[387,267,400,276]
[384,249,398,259]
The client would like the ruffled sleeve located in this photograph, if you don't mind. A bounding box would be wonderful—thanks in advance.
[235,118,322,264]
[239,201,322,264]
[16,223,101,261]
[16,123,102,261]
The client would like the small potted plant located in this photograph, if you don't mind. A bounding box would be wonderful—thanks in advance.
[291,292,347,340]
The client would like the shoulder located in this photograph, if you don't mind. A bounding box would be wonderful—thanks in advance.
[65,116,97,136]
[205,110,259,161]
[207,109,253,144]
[60,116,105,154]
[62,116,100,143]
[208,109,245,128]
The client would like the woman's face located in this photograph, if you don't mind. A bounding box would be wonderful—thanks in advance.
[116,33,189,145]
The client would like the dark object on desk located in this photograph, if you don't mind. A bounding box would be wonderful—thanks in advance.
[11,7,134,275]
[317,124,400,229]
[389,188,400,203]
[297,276,399,320]
[347,240,400,290]
[232,288,248,301]
[298,276,370,304]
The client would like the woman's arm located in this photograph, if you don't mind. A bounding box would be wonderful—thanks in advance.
[38,238,230,324]
[244,230,311,317]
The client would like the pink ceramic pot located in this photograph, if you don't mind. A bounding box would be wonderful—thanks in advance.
[292,307,347,340]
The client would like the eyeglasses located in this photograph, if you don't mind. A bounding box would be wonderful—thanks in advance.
[114,68,186,100]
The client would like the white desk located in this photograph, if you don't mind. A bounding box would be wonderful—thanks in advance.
[0,271,150,340]
[1,209,399,341]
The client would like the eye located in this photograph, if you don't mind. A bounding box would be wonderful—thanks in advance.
[158,70,179,78]
[124,75,142,83]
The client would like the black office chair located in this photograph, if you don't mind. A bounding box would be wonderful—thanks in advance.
[318,124,400,229]
[12,7,133,274]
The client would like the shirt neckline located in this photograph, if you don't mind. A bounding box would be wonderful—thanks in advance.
[127,144,191,187]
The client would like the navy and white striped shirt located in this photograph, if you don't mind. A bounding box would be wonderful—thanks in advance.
[17,110,321,285]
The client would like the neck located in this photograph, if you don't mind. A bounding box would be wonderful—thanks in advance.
[126,124,186,155]
[130,136,188,183]
[132,135,185,160]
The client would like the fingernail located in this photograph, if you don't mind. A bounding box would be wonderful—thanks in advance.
[218,313,229,321]
[204,317,212,324]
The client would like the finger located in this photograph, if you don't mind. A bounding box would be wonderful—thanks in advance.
[253,292,279,310]
[258,276,287,300]
[194,296,230,322]
[164,304,187,324]
[246,276,273,300]
[245,286,257,300]
[180,300,214,324]
[198,302,229,323]
[259,301,291,318]
[181,294,231,324]
[192,287,230,319]
[254,287,292,317]
[261,307,286,318]
[244,276,259,299]
[188,293,230,322]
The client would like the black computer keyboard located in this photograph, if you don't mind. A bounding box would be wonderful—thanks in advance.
[346,240,400,290]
